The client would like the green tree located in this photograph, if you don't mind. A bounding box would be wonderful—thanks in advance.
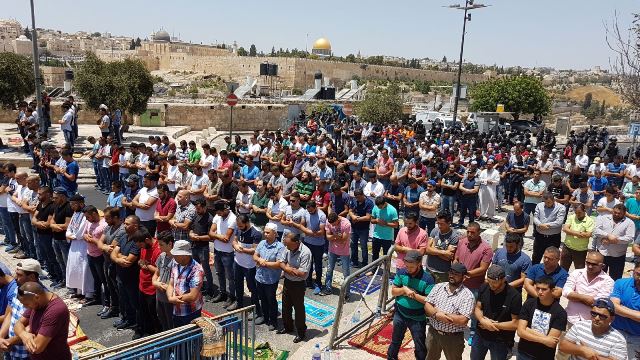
[129,39,136,50]
[583,100,601,120]
[249,44,257,57]
[91,32,101,37]
[469,75,551,120]
[345,54,357,63]
[135,37,142,47]
[583,92,592,109]
[0,53,35,107]
[237,47,248,56]
[270,47,276,56]
[75,52,153,115]
[23,27,32,40]
[412,80,431,95]
[355,86,403,124]
[441,56,447,63]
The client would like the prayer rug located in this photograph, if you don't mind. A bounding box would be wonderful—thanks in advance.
[347,314,414,359]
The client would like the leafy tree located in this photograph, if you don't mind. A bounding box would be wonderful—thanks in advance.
[345,54,357,63]
[0,53,35,107]
[583,92,592,109]
[355,86,403,124]
[583,100,601,120]
[441,56,447,63]
[270,47,276,56]
[91,32,101,37]
[249,44,257,57]
[129,39,136,50]
[75,52,153,115]
[601,100,606,116]
[23,27,32,40]
[412,80,431,95]
[135,37,142,47]
[469,75,551,120]
[237,47,248,56]
[608,106,630,121]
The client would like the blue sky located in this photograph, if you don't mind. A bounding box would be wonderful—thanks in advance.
[5,0,637,69]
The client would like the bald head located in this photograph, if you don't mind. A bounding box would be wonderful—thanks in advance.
[20,281,45,295]
[177,190,190,205]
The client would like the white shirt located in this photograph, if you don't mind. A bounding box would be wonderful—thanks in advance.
[363,181,385,199]
[249,143,261,162]
[101,144,111,168]
[12,185,28,214]
[213,212,237,252]
[189,174,210,202]
[135,187,159,221]
[588,163,606,175]
[137,153,149,176]
[201,154,216,172]
[118,153,130,174]
[267,197,288,232]
[6,180,20,213]
[575,154,589,169]
[167,165,179,192]
[235,188,255,214]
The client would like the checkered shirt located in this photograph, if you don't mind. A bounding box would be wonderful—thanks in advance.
[173,203,196,242]
[170,259,204,317]
[8,288,28,359]
[425,282,475,333]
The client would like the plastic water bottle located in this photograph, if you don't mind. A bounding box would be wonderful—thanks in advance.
[312,343,322,360]
[352,309,361,324]
[323,347,332,360]
[72,352,80,360]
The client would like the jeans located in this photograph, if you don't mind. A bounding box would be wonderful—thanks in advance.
[139,292,161,335]
[350,227,369,266]
[112,124,122,144]
[173,309,201,327]
[104,257,119,312]
[87,254,107,306]
[255,281,278,326]
[470,333,510,360]
[234,264,260,313]
[99,166,111,190]
[304,242,324,288]
[192,244,214,295]
[10,212,24,251]
[497,183,507,207]
[52,239,71,282]
[419,216,435,235]
[441,195,456,217]
[92,161,101,186]
[388,311,427,360]
[509,181,524,203]
[604,255,626,280]
[326,253,350,293]
[36,233,61,282]
[458,196,477,226]
[214,250,235,298]
[63,130,74,150]
[371,237,392,262]
[523,202,537,217]
[18,214,36,258]
[0,208,17,246]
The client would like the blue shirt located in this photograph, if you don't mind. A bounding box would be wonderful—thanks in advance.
[0,279,16,317]
[254,239,285,284]
[242,165,259,181]
[588,176,609,192]
[304,144,317,155]
[526,263,568,289]
[372,204,398,241]
[492,248,531,291]
[611,278,640,336]
[303,210,327,246]
[330,192,351,214]
[61,160,79,193]
[318,167,333,181]
[606,163,626,185]
[349,197,375,230]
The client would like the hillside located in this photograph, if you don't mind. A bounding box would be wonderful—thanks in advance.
[566,85,622,107]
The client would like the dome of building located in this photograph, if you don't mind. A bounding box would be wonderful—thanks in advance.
[312,38,331,51]
[153,30,171,42]
[16,35,30,41]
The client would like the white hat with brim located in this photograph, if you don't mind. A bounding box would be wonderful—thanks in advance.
[170,240,192,256]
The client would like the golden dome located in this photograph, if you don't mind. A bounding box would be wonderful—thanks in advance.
[312,38,332,50]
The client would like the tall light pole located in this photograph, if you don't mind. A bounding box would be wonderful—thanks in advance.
[29,0,44,133]
[447,0,488,126]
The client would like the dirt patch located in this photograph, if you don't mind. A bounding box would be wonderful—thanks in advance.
[567,85,622,107]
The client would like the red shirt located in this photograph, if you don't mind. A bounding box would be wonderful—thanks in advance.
[110,150,120,173]
[139,240,162,295]
[156,197,177,233]
[454,237,493,290]
[23,296,71,360]
[312,190,330,208]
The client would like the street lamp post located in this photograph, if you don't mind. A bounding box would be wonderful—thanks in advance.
[447,0,488,127]
[29,0,44,133]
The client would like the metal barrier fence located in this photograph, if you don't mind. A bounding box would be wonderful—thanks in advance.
[80,306,255,360]
[328,246,397,349]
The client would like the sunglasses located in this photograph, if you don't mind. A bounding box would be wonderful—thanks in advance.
[585,261,602,267]
[590,311,609,320]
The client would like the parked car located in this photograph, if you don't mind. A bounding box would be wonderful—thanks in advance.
[509,120,539,132]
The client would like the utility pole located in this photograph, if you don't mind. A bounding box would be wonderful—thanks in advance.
[30,0,44,133]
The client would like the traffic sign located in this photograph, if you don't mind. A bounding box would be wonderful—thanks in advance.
[226,93,238,107]
[343,103,353,116]
[629,123,640,136]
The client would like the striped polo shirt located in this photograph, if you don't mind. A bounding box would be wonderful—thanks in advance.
[564,321,627,360]
[393,268,435,321]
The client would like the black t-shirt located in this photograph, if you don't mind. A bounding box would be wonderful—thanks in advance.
[116,234,141,279]
[52,202,73,241]
[441,174,459,196]
[35,201,55,235]
[518,298,567,359]
[547,184,570,202]
[569,173,587,189]
[386,184,404,211]
[191,213,212,247]
[476,283,522,344]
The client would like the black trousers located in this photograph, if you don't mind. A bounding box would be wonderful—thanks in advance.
[255,281,278,326]
[104,256,119,311]
[139,292,161,335]
[304,242,324,288]
[282,279,306,336]
[87,254,107,306]
[532,232,561,264]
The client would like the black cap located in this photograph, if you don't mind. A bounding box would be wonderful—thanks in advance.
[486,264,506,280]
[449,263,468,275]
[404,250,422,263]
[69,194,85,202]
[53,187,67,195]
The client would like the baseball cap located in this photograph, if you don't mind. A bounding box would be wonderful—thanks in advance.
[53,187,67,195]
[404,250,422,263]
[126,174,140,183]
[486,264,506,280]
[449,263,468,275]
[593,298,615,316]
[17,259,43,275]
[366,150,374,157]
[170,240,192,256]
[427,180,436,186]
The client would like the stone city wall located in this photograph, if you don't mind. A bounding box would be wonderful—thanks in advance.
[0,102,287,131]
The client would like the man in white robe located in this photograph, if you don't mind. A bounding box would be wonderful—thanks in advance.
[65,194,93,300]
[479,159,501,220]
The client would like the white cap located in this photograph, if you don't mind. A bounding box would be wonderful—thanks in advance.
[171,240,192,256]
